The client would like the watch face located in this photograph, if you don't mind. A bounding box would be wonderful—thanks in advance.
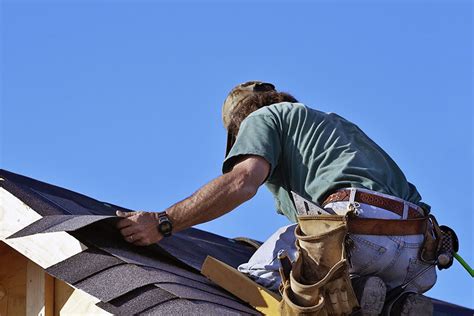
[158,216,173,237]
[160,222,172,232]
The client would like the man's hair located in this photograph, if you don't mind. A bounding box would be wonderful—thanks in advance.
[227,91,298,135]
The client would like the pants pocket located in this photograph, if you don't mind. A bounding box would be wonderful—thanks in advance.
[348,234,387,275]
[403,258,437,293]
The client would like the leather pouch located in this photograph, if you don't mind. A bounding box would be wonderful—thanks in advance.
[279,215,359,316]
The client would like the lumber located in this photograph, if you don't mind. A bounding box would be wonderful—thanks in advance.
[0,284,6,316]
[45,274,54,316]
[53,279,74,316]
[0,242,27,316]
[201,256,281,315]
[26,260,46,316]
[54,282,110,316]
[0,188,88,269]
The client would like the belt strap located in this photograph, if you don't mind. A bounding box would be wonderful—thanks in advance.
[323,189,424,219]
[347,217,427,235]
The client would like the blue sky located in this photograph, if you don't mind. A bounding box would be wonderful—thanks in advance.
[2,0,472,308]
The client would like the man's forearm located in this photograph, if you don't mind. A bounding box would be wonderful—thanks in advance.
[116,156,269,246]
[165,168,258,233]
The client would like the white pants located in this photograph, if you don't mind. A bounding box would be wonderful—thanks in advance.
[238,197,437,293]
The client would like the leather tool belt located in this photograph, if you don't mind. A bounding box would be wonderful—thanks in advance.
[321,189,459,264]
[295,189,428,235]
[421,214,459,269]
[322,189,425,219]
[346,217,427,235]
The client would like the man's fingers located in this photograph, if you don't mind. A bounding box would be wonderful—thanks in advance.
[131,233,146,246]
[124,233,140,244]
[133,239,147,246]
[116,218,134,229]
[119,225,141,237]
[116,210,135,218]
[123,231,163,246]
[129,233,148,246]
[133,235,161,246]
[116,210,162,246]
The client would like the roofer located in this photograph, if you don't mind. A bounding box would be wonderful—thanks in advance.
[116,81,448,315]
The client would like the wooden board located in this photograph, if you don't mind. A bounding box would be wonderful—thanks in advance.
[0,284,6,316]
[0,188,88,269]
[54,281,110,316]
[0,242,27,316]
[201,256,281,315]
[53,280,74,316]
[0,242,109,316]
[26,260,47,316]
[45,275,54,316]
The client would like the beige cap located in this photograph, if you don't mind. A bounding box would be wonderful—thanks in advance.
[222,81,276,130]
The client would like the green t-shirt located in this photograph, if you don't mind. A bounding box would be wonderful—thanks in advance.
[223,102,426,223]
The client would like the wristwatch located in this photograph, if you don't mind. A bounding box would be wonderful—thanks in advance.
[157,212,173,237]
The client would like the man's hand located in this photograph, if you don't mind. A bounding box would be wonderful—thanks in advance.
[116,210,162,246]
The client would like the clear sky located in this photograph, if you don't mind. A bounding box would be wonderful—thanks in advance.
[2,0,472,308]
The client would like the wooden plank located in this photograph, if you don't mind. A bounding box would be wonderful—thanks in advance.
[0,284,7,316]
[26,260,45,316]
[201,256,281,315]
[44,275,54,316]
[0,188,88,269]
[53,280,74,316]
[54,281,110,316]
[0,188,42,237]
[0,242,27,316]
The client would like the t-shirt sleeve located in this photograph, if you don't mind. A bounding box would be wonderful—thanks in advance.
[222,113,281,176]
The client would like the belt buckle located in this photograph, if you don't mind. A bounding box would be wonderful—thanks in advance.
[347,201,361,216]
[347,188,361,216]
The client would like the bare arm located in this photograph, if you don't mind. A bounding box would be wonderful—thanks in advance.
[116,155,270,246]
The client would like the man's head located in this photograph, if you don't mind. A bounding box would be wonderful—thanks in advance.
[222,81,298,155]
[222,81,276,130]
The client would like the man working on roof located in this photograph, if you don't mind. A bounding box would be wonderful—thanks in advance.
[116,81,436,315]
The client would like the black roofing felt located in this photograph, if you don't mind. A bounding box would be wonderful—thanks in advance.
[8,213,255,272]
[96,285,177,315]
[8,214,118,239]
[140,299,244,316]
[0,169,124,216]
[46,248,124,284]
[1,169,258,315]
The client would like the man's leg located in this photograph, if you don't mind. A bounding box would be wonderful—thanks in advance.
[390,293,434,316]
[381,235,436,316]
[238,224,298,291]
[352,276,386,316]
[329,200,435,315]
[239,220,392,315]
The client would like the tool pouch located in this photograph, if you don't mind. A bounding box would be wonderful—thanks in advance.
[420,214,459,269]
[279,215,359,316]
[420,216,437,263]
